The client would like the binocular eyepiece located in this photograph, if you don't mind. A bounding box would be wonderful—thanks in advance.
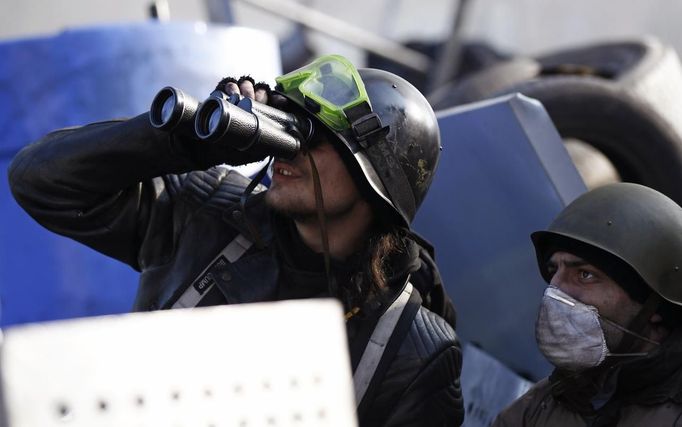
[149,87,200,135]
[149,86,308,160]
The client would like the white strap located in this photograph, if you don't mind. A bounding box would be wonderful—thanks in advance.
[172,234,253,309]
[353,281,414,407]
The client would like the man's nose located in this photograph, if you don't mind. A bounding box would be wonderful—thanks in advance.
[549,268,569,292]
[550,270,581,300]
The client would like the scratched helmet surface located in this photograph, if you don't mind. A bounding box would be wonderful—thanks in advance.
[275,55,441,227]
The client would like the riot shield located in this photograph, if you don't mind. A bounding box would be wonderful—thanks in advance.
[414,94,587,382]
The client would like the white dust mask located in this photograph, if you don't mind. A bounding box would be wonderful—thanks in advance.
[535,286,609,371]
[535,286,660,372]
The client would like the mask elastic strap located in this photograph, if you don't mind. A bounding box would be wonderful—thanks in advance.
[612,292,662,354]
[600,317,660,347]
[306,151,335,297]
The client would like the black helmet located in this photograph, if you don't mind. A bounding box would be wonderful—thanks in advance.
[274,55,441,227]
[531,182,682,306]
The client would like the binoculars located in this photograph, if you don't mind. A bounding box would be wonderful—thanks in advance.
[148,86,310,160]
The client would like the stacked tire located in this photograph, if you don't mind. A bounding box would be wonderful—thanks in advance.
[430,38,682,205]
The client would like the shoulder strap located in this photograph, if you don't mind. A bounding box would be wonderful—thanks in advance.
[170,233,253,309]
[354,279,421,410]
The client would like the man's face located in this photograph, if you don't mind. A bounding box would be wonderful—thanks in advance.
[265,136,367,222]
[546,251,643,349]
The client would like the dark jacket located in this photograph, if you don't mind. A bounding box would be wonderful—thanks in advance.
[9,114,464,426]
[492,329,682,427]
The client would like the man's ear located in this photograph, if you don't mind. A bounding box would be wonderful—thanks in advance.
[649,313,664,325]
[648,312,671,344]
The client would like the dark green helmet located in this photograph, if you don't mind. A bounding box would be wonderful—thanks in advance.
[531,183,682,306]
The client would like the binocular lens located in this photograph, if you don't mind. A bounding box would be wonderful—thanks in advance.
[160,93,176,125]
[196,98,224,140]
[208,107,222,136]
[149,86,194,130]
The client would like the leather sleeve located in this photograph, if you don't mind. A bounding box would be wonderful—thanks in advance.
[7,113,260,270]
[382,345,464,427]
[367,308,464,427]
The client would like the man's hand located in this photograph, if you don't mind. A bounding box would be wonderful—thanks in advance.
[216,76,269,103]
[168,75,284,169]
[217,76,288,110]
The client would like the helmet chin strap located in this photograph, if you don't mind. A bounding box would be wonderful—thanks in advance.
[239,156,273,250]
[295,117,334,297]
[305,150,335,297]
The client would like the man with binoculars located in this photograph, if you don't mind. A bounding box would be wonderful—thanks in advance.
[9,55,463,426]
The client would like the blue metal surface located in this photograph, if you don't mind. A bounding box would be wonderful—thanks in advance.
[0,22,280,326]
[460,343,533,427]
[414,94,587,381]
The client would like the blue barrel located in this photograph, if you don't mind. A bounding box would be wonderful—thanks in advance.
[0,22,281,326]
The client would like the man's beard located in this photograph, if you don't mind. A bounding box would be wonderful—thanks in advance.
[271,205,317,223]
[265,192,359,224]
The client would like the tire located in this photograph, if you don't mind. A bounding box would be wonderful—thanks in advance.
[434,37,682,204]
[536,40,651,80]
[430,40,657,110]
[498,76,682,204]
[429,58,541,110]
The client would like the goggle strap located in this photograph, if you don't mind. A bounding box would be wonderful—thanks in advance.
[344,102,416,221]
[304,95,322,114]
[363,136,417,224]
[344,101,372,123]
[352,114,384,142]
[346,102,383,143]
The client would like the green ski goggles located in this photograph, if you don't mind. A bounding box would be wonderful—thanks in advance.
[275,55,371,132]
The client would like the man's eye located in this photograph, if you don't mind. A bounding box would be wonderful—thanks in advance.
[546,262,557,276]
[579,270,595,280]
